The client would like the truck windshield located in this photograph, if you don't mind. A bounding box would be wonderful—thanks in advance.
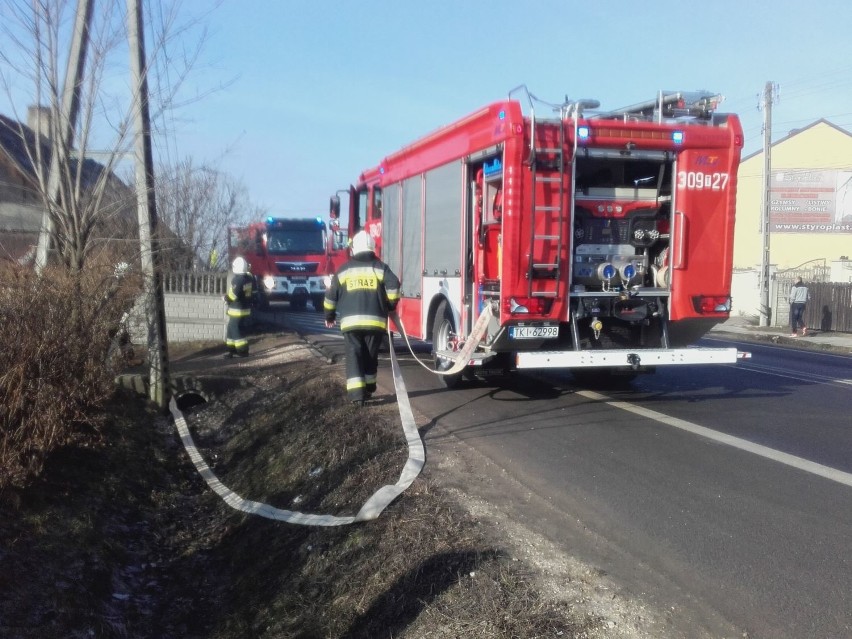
[267,229,326,255]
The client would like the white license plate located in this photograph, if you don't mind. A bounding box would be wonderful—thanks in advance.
[509,325,558,339]
[290,278,307,284]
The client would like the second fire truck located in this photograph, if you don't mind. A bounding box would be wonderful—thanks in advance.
[228,216,347,311]
[333,88,747,385]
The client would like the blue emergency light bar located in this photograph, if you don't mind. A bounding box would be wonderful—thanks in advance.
[265,217,326,229]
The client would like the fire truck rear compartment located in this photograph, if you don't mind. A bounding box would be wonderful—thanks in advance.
[562,152,675,353]
[478,146,679,358]
[571,152,673,294]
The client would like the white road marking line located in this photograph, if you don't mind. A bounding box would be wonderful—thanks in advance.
[578,390,852,489]
[704,336,852,360]
[730,362,852,386]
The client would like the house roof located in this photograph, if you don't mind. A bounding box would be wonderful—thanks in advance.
[0,112,137,266]
[0,113,113,192]
[741,119,852,163]
[1,110,194,268]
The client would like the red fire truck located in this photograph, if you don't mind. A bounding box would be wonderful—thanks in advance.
[228,216,348,311]
[333,88,746,385]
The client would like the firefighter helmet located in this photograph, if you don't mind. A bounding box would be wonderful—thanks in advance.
[232,256,249,274]
[351,230,375,255]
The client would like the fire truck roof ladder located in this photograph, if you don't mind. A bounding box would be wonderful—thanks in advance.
[593,90,722,123]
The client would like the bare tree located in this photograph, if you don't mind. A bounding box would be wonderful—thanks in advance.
[156,158,261,271]
[0,0,210,273]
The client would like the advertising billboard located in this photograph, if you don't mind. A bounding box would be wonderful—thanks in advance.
[770,169,852,233]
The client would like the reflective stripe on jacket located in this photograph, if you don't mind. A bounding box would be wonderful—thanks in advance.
[324,254,400,332]
[226,273,254,318]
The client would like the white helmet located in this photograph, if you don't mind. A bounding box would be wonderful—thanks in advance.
[351,230,376,255]
[232,256,249,274]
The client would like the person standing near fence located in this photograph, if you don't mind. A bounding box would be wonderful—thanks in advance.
[789,277,810,337]
[224,256,254,357]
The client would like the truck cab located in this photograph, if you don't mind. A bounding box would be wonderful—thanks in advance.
[229,216,346,311]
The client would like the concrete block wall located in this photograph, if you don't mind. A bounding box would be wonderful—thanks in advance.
[128,292,225,344]
[164,293,225,342]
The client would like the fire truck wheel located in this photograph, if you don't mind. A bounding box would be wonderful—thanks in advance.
[432,300,464,389]
[312,295,325,312]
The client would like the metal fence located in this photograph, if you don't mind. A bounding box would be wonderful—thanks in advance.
[162,271,228,295]
[776,264,832,284]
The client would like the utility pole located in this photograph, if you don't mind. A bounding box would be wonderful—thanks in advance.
[128,0,171,412]
[34,0,94,273]
[758,81,777,327]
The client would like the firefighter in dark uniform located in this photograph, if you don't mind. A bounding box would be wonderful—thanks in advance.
[224,256,254,358]
[324,231,401,405]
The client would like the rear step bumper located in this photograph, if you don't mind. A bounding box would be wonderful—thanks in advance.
[516,347,746,369]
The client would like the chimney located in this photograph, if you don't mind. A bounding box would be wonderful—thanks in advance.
[27,105,52,141]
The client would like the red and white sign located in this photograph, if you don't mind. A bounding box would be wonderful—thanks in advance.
[770,169,852,233]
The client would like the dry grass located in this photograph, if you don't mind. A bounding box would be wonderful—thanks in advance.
[0,334,603,639]
[0,261,140,488]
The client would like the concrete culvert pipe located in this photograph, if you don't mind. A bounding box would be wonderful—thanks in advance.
[175,392,207,412]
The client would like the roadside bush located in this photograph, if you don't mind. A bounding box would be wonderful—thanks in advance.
[0,261,141,489]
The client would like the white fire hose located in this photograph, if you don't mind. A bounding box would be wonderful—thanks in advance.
[389,302,494,376]
[169,303,493,526]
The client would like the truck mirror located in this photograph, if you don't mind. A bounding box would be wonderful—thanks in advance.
[329,195,340,219]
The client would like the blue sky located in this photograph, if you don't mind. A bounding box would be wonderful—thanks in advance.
[5,0,852,218]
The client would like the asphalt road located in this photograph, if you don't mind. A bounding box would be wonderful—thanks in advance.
[274,308,852,639]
